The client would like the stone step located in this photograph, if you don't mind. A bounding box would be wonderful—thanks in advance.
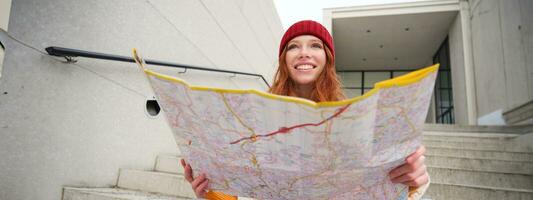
[155,155,183,174]
[425,146,533,162]
[62,187,190,200]
[422,135,516,144]
[117,169,195,198]
[422,138,513,145]
[422,123,533,134]
[427,166,533,190]
[422,130,521,137]
[423,140,533,152]
[426,155,533,175]
[424,182,533,200]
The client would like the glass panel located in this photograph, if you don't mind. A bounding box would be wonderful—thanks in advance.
[434,104,440,116]
[447,70,453,89]
[363,88,372,94]
[450,89,454,103]
[339,72,362,88]
[440,71,449,88]
[440,89,450,107]
[393,71,409,78]
[439,51,446,68]
[440,47,450,69]
[434,40,453,124]
[364,72,390,88]
[344,89,362,98]
[440,108,447,117]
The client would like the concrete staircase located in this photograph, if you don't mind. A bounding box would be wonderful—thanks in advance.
[422,124,533,200]
[62,154,197,200]
[61,125,533,200]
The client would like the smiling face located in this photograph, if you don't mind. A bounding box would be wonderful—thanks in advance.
[284,35,327,88]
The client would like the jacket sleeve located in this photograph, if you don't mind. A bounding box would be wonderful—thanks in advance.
[205,191,238,200]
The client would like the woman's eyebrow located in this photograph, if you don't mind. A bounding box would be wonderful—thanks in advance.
[287,42,301,47]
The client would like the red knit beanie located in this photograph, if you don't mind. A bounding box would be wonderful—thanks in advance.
[279,20,335,61]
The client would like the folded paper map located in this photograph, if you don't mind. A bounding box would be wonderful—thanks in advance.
[133,50,438,200]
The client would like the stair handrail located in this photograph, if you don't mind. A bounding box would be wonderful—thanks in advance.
[45,46,271,87]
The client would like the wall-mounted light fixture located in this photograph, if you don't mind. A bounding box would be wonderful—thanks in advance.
[145,96,161,118]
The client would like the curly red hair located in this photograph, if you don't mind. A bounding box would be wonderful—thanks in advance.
[269,46,345,102]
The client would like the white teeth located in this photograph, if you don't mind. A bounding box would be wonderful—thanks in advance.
[295,64,314,70]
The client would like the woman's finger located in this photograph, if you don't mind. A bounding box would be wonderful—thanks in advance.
[191,174,206,189]
[180,159,186,168]
[391,164,426,183]
[389,155,425,179]
[194,179,209,198]
[404,172,429,187]
[406,146,426,164]
[183,162,194,183]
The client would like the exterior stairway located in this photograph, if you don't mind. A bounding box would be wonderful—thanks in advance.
[62,125,533,200]
[62,154,196,200]
[422,124,533,200]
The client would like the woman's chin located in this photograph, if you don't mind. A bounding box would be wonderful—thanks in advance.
[293,78,316,86]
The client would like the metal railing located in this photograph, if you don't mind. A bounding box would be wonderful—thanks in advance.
[437,106,454,124]
[45,46,270,87]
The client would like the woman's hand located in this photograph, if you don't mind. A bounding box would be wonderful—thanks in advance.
[389,145,429,187]
[181,159,209,198]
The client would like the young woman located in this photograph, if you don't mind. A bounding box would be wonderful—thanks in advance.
[181,20,429,200]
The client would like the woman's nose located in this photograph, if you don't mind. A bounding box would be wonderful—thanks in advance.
[298,47,311,58]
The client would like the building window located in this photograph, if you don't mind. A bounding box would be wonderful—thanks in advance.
[433,37,454,124]
[339,70,414,98]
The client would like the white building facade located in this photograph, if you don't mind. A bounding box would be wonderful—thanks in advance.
[325,0,533,125]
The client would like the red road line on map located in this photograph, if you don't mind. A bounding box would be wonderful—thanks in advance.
[230,104,351,144]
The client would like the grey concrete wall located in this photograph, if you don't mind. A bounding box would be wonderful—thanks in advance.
[521,0,533,109]
[470,0,533,118]
[448,13,468,125]
[0,0,282,200]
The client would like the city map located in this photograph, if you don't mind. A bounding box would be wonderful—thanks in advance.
[134,50,438,199]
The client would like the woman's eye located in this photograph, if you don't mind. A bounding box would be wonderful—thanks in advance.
[287,44,298,50]
[312,43,323,49]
